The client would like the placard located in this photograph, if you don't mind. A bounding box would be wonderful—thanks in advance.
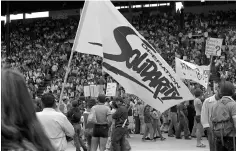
[84,86,90,97]
[97,85,105,95]
[106,83,117,96]
[90,85,98,97]
[205,38,223,56]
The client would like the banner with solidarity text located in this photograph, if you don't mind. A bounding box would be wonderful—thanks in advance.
[73,0,194,112]
[175,58,210,89]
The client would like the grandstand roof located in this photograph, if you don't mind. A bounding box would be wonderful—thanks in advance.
[2,1,170,15]
[2,1,235,16]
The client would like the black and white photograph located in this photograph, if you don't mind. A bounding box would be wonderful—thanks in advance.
[1,1,236,151]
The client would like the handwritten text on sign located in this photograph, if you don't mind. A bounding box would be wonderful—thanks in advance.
[205,38,223,56]
[106,83,117,96]
[175,58,210,89]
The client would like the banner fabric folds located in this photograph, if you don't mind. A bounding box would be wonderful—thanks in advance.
[73,0,194,112]
[175,57,210,89]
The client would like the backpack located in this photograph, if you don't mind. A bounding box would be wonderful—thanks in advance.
[211,97,235,145]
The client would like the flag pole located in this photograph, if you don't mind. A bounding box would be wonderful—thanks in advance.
[206,55,213,96]
[58,0,89,110]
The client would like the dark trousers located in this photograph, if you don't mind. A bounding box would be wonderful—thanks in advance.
[215,137,236,151]
[134,116,140,134]
[188,115,194,134]
[111,127,127,151]
[176,118,189,138]
[73,123,87,151]
[207,128,215,151]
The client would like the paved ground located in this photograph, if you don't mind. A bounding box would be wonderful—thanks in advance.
[66,134,209,151]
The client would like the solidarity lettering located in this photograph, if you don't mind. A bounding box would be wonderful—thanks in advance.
[102,26,183,102]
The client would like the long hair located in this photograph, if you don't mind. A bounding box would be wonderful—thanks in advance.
[1,69,55,151]
[144,105,150,113]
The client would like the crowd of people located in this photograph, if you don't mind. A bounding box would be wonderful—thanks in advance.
[2,68,236,151]
[1,6,236,151]
[1,9,236,100]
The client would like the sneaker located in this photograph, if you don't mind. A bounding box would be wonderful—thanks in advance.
[145,137,151,140]
[168,135,175,137]
[176,137,182,139]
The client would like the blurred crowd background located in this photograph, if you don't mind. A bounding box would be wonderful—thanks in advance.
[1,6,236,104]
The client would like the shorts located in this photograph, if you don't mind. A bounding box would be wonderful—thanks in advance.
[195,115,201,124]
[93,124,109,138]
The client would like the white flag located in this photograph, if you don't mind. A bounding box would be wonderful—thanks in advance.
[175,58,210,89]
[73,0,194,112]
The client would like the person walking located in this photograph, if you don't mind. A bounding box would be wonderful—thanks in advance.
[176,102,191,140]
[168,105,178,137]
[67,100,87,151]
[142,105,155,141]
[151,109,166,140]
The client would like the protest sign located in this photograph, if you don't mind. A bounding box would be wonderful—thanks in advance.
[205,38,223,56]
[84,86,90,97]
[106,83,117,96]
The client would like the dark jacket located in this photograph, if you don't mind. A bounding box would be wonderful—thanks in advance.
[67,107,81,124]
[112,104,128,127]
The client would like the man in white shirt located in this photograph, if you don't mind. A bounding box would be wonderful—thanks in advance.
[37,93,75,151]
[201,86,220,151]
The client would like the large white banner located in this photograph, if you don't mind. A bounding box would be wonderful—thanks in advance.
[73,0,194,112]
[205,38,223,56]
[175,58,210,89]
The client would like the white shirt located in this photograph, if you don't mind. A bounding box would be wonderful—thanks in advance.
[201,95,217,128]
[37,108,75,151]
